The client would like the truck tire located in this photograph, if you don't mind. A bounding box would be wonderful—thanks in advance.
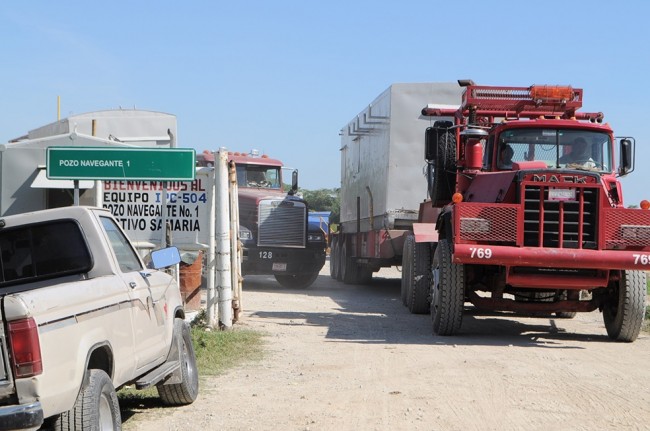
[334,238,344,281]
[603,270,646,342]
[330,236,340,280]
[54,369,121,430]
[339,241,353,284]
[401,236,414,307]
[428,132,456,206]
[339,241,371,285]
[430,238,464,336]
[409,237,432,314]
[158,318,199,405]
[275,272,319,289]
[356,266,373,285]
[556,290,577,319]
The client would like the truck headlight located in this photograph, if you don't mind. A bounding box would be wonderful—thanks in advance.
[621,225,650,240]
[239,227,252,240]
[460,217,491,234]
[308,233,324,242]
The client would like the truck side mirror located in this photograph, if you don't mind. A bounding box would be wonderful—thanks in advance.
[150,246,181,269]
[618,137,635,176]
[425,127,438,161]
[291,170,299,194]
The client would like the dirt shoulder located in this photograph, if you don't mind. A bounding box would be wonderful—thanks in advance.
[126,263,650,431]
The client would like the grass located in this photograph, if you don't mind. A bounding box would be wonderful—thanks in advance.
[117,310,265,416]
[192,322,265,376]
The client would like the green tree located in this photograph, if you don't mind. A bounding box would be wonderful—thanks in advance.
[300,188,340,224]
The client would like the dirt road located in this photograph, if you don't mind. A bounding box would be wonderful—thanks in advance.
[127,261,650,431]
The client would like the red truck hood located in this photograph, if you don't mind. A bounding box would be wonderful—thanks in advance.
[237,187,287,205]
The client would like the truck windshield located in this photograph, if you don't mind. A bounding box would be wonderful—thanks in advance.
[236,165,282,189]
[497,128,613,172]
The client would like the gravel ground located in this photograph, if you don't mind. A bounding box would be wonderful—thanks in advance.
[125,261,650,431]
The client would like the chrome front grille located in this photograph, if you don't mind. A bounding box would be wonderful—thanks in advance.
[258,199,306,248]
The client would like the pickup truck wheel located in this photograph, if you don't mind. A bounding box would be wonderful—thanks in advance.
[274,272,319,289]
[430,238,464,336]
[409,239,432,315]
[54,369,121,431]
[603,270,646,342]
[158,319,199,405]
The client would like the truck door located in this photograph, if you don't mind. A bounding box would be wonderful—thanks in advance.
[99,217,169,371]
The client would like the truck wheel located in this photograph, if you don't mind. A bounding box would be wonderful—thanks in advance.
[335,238,344,281]
[401,236,414,307]
[556,290,577,319]
[430,238,464,335]
[603,270,646,342]
[428,132,456,206]
[355,267,373,285]
[275,272,319,289]
[340,242,355,284]
[55,369,121,430]
[330,237,340,280]
[158,318,199,405]
[409,238,432,314]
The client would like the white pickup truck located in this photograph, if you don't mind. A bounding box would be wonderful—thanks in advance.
[0,206,198,430]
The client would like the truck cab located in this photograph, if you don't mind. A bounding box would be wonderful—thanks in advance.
[199,150,326,288]
[418,83,650,341]
[233,152,326,288]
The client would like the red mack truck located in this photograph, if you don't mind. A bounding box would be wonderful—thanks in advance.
[332,81,649,341]
[415,81,649,341]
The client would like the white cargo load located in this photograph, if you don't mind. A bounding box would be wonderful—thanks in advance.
[339,82,462,231]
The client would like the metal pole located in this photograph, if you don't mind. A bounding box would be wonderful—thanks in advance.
[94,181,102,207]
[73,180,80,206]
[206,162,217,328]
[228,160,242,321]
[215,149,233,329]
[161,181,168,248]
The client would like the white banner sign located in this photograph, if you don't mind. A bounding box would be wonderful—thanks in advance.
[102,168,213,248]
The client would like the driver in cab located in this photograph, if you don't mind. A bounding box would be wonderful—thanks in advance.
[560,137,596,169]
[247,169,270,187]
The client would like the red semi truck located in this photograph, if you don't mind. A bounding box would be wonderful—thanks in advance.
[199,150,327,289]
[332,81,650,341]
[417,81,649,340]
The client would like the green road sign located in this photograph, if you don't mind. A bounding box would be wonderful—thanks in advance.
[47,147,196,181]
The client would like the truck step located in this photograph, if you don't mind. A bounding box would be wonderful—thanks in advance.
[135,360,180,389]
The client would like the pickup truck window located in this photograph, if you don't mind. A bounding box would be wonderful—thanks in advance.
[0,220,92,285]
[100,216,143,272]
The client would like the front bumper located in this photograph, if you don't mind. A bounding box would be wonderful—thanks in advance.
[242,244,326,276]
[0,402,43,431]
[454,243,650,271]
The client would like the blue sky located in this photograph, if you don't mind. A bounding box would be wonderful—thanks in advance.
[1,1,649,206]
